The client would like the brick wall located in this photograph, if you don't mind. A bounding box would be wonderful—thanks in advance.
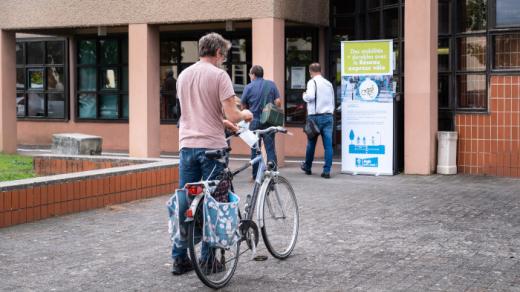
[456,76,520,177]
[0,160,178,228]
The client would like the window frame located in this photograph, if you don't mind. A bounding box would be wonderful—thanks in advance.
[284,27,320,126]
[159,30,252,125]
[75,35,128,122]
[16,37,69,121]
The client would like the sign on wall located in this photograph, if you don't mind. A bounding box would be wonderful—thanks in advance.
[341,40,395,175]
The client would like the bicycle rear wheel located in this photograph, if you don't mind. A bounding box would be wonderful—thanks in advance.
[260,176,299,259]
[188,201,240,289]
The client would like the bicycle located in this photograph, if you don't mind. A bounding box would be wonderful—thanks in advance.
[183,126,299,289]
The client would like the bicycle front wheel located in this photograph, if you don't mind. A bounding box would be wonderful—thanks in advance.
[260,176,299,259]
[188,202,240,289]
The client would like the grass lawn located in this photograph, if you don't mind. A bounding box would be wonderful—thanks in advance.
[0,153,35,182]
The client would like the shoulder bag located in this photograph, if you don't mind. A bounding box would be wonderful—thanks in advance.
[303,80,320,139]
[259,81,284,127]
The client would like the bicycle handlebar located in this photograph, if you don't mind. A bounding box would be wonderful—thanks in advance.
[253,126,288,136]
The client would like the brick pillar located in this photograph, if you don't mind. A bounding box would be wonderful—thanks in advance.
[0,30,17,153]
[404,1,438,174]
[252,18,286,166]
[128,24,160,158]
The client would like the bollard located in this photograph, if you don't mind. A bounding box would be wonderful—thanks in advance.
[437,131,458,175]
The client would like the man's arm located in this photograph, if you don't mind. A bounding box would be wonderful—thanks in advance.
[222,96,253,123]
[274,97,282,108]
[302,80,315,102]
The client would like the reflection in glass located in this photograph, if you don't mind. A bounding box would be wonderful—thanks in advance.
[368,0,380,9]
[78,93,96,118]
[458,37,486,71]
[100,94,118,119]
[17,68,25,89]
[101,68,118,90]
[28,93,45,116]
[48,93,65,118]
[384,0,399,5]
[79,67,97,91]
[160,68,177,120]
[16,43,24,64]
[27,42,45,64]
[100,40,119,65]
[161,41,180,64]
[286,37,312,64]
[46,41,64,64]
[232,64,248,96]
[121,40,128,64]
[28,69,44,89]
[122,95,129,118]
[494,34,520,70]
[181,41,199,63]
[438,74,450,108]
[438,39,450,71]
[458,0,486,32]
[16,94,25,117]
[160,65,178,87]
[285,98,306,123]
[230,39,247,62]
[78,40,96,64]
[457,74,486,109]
[47,67,64,90]
[496,0,520,27]
[384,9,399,39]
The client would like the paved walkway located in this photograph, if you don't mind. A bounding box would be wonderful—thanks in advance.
[1,162,520,291]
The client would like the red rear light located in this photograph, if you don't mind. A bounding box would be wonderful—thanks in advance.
[187,185,203,196]
[185,209,193,218]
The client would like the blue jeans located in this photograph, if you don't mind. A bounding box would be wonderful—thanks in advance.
[172,148,224,260]
[250,119,277,178]
[303,114,333,174]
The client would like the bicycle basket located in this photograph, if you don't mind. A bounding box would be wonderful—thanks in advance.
[167,189,190,250]
[203,191,240,249]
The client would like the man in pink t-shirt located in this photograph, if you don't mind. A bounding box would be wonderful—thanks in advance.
[171,33,252,275]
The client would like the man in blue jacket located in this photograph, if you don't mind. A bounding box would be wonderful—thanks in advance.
[241,65,282,179]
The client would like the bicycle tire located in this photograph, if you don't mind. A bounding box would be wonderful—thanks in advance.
[260,176,299,259]
[188,200,240,289]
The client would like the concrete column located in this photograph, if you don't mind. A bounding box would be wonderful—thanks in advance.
[404,0,438,174]
[128,24,160,158]
[252,18,285,166]
[0,30,17,154]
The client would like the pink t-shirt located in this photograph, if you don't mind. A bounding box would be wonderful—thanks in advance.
[177,61,235,150]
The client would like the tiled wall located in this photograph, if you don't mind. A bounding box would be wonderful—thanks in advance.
[0,164,178,228]
[456,76,520,177]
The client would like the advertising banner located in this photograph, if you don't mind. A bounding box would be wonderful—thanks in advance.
[341,40,395,175]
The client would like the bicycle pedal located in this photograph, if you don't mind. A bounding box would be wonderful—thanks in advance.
[253,255,268,261]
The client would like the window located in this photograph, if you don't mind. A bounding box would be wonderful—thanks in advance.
[76,38,128,120]
[16,39,67,119]
[285,31,317,124]
[495,0,520,27]
[493,33,520,70]
[159,33,251,123]
[438,0,488,114]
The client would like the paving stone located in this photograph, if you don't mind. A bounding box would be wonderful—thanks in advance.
[1,162,520,291]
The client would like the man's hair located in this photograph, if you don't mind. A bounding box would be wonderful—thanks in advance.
[198,32,231,58]
[309,63,321,73]
[249,65,264,78]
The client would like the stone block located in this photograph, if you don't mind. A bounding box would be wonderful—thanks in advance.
[52,133,102,155]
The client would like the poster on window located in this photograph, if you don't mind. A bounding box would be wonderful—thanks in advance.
[290,66,306,89]
[341,40,395,175]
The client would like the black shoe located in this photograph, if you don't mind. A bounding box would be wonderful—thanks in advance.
[172,257,193,275]
[300,163,312,175]
[199,258,226,275]
[321,173,331,179]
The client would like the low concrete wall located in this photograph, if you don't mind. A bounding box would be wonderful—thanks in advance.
[0,155,178,228]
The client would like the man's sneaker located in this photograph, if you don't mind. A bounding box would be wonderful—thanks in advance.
[321,172,331,179]
[171,257,193,275]
[300,162,312,175]
[199,258,226,275]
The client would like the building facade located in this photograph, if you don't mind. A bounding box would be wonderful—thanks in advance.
[1,0,519,177]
